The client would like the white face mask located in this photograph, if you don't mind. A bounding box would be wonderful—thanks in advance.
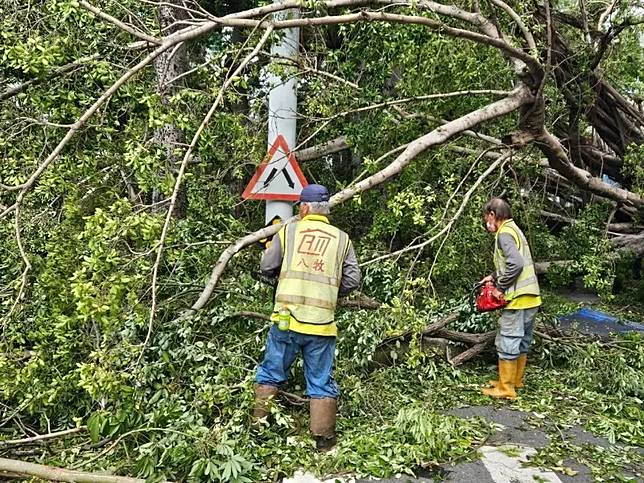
[486,221,495,232]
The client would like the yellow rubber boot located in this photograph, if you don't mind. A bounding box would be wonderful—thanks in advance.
[514,354,527,388]
[482,359,517,399]
[488,354,528,389]
[487,377,500,388]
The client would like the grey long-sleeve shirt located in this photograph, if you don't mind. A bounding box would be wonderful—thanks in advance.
[494,233,524,292]
[260,232,361,296]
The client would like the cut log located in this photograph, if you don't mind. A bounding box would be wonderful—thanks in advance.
[540,210,643,234]
[449,340,494,366]
[374,313,496,366]
[379,311,460,347]
[432,329,496,345]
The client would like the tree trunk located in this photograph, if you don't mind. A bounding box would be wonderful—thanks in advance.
[152,0,189,218]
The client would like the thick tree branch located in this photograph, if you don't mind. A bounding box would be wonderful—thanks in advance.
[537,129,644,210]
[337,88,527,207]
[295,136,350,161]
[379,312,460,347]
[0,457,147,483]
[611,233,644,257]
[226,0,378,19]
[578,0,592,44]
[540,210,643,234]
[449,340,493,366]
[132,2,539,69]
[597,0,619,30]
[534,260,575,274]
[268,12,540,69]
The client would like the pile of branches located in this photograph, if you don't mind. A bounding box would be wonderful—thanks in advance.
[373,309,641,368]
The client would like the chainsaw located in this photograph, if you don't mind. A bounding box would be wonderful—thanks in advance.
[471,280,508,313]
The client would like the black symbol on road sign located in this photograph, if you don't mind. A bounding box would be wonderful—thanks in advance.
[263,168,295,189]
[282,169,295,189]
[264,168,278,187]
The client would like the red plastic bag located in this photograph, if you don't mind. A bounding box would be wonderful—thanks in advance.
[474,281,508,313]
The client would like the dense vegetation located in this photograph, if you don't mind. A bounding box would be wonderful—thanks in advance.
[1,0,642,481]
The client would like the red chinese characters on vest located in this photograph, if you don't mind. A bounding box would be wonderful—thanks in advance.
[296,228,337,273]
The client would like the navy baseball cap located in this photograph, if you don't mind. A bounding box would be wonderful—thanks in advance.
[299,184,330,203]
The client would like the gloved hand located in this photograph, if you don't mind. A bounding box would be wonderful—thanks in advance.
[491,287,505,301]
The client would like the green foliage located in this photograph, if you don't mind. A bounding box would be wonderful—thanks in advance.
[623,144,644,197]
[1,0,643,480]
[529,439,643,482]
[549,333,644,400]
[538,203,621,299]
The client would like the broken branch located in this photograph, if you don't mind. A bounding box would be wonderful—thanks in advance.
[0,457,147,483]
[0,427,86,447]
[0,54,100,101]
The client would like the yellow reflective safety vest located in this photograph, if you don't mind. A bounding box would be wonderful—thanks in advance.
[494,219,540,303]
[272,215,350,336]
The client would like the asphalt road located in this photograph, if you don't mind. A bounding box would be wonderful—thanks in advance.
[284,405,642,483]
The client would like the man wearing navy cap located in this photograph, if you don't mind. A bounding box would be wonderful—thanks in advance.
[252,184,361,451]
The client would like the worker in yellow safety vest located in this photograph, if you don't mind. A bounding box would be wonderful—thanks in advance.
[480,197,541,399]
[253,184,361,451]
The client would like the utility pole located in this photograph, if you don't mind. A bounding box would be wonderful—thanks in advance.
[265,3,300,223]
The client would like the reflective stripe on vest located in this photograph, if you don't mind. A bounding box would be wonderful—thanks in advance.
[494,220,540,300]
[274,218,349,324]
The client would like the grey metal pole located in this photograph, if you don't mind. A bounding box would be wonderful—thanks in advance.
[265,3,299,223]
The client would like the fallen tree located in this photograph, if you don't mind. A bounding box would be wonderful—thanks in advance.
[1,1,643,480]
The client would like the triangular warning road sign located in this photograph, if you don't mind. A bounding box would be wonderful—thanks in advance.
[242,135,308,201]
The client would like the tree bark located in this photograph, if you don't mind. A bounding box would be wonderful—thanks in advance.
[536,130,644,211]
[152,0,189,218]
[534,8,643,193]
[0,427,86,447]
[295,136,350,162]
[612,234,644,257]
[449,340,493,366]
[0,457,149,483]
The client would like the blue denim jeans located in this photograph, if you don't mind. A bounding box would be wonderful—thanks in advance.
[255,325,339,399]
[495,307,539,360]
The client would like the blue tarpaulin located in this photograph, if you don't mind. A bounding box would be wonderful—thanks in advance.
[558,307,644,336]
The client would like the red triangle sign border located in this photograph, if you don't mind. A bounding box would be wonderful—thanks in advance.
[242,134,309,201]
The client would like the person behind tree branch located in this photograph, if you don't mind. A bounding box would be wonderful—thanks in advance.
[252,184,361,451]
[480,197,541,399]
